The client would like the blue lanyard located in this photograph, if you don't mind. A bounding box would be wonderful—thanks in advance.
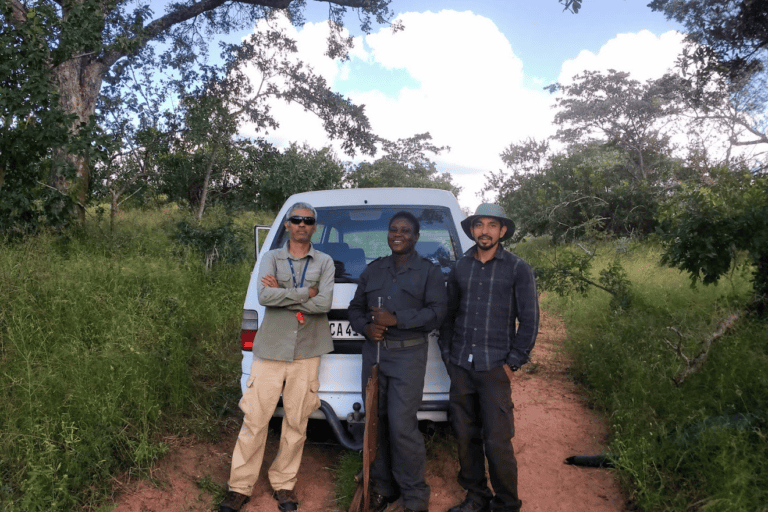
[288,258,309,289]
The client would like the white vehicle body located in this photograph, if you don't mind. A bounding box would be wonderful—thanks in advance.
[239,188,473,448]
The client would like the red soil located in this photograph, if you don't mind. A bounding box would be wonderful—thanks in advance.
[111,310,627,512]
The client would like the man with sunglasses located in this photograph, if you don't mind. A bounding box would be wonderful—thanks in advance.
[220,202,335,512]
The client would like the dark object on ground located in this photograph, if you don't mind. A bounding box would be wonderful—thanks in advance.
[273,489,299,511]
[564,454,614,468]
[446,494,491,512]
[219,490,250,512]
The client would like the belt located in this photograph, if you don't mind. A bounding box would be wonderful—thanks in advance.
[381,336,426,349]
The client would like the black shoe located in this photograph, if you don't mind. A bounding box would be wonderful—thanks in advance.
[446,495,490,512]
[220,490,250,512]
[369,491,394,512]
[273,489,299,511]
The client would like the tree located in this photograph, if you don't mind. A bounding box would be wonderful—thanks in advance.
[93,13,379,221]
[1,2,90,235]
[91,127,163,230]
[561,0,768,83]
[345,132,461,195]
[550,70,683,181]
[3,0,395,220]
[256,142,345,211]
[658,167,768,315]
[488,142,667,242]
[648,0,768,87]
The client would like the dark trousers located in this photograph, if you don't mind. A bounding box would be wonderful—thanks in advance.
[362,341,430,511]
[449,363,522,512]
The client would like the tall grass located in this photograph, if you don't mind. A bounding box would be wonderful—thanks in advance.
[0,205,271,511]
[513,238,768,511]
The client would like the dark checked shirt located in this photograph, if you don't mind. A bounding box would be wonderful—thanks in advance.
[438,245,539,371]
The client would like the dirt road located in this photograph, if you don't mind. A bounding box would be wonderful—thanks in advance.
[112,310,626,511]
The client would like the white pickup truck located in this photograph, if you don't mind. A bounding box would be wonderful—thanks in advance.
[239,188,473,449]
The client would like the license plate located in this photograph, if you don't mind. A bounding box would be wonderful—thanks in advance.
[329,320,364,340]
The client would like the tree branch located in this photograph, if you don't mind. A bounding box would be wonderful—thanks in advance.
[664,311,743,386]
[7,0,27,24]
[104,0,379,68]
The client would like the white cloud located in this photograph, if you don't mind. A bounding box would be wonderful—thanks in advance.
[559,30,685,84]
[237,13,688,211]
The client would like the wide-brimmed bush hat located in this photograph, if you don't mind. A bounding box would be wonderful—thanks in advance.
[461,203,516,242]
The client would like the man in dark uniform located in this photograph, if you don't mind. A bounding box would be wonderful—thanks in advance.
[439,203,539,512]
[348,211,447,512]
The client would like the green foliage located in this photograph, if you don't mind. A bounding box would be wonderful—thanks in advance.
[535,240,766,511]
[346,158,459,194]
[195,476,227,509]
[90,5,382,222]
[658,169,768,314]
[256,142,346,212]
[0,205,254,510]
[173,217,248,268]
[491,143,667,242]
[523,239,633,311]
[649,0,768,88]
[0,2,77,236]
[345,133,460,195]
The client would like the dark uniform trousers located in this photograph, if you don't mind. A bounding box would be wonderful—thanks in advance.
[362,340,430,511]
[449,363,522,512]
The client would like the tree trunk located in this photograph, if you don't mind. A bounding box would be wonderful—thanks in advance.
[196,142,220,221]
[111,190,119,232]
[753,251,768,316]
[50,58,108,222]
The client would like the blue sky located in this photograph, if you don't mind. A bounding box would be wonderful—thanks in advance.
[223,0,686,210]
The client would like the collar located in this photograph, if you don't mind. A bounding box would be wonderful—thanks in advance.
[466,244,508,262]
[278,241,316,260]
[383,251,422,270]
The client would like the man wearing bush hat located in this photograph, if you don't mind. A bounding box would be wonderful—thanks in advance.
[439,203,539,512]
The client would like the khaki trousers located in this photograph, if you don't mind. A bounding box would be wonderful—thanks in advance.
[228,356,321,495]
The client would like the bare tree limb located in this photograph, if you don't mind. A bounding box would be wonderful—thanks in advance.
[663,311,743,386]
[102,0,380,69]
[7,0,27,23]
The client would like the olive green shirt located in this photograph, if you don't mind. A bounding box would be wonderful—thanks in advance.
[254,242,335,361]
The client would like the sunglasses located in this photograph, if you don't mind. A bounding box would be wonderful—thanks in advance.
[288,216,316,225]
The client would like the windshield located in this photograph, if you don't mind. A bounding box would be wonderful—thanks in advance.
[271,206,460,282]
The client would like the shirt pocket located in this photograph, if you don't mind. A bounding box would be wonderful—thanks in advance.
[401,279,426,303]
[304,266,322,287]
[364,273,386,294]
[276,268,293,288]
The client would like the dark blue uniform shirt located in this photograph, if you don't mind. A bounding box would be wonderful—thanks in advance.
[349,252,447,341]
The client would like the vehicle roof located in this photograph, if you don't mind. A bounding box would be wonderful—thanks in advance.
[267,187,474,255]
[282,188,463,208]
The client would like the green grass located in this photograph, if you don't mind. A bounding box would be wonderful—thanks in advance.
[4,212,766,512]
[512,237,768,511]
[0,205,273,511]
[332,450,362,511]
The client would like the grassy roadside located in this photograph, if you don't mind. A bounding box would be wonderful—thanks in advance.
[0,205,270,511]
[513,237,767,511]
[3,208,766,511]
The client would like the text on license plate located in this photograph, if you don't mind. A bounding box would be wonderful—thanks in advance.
[328,320,364,340]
